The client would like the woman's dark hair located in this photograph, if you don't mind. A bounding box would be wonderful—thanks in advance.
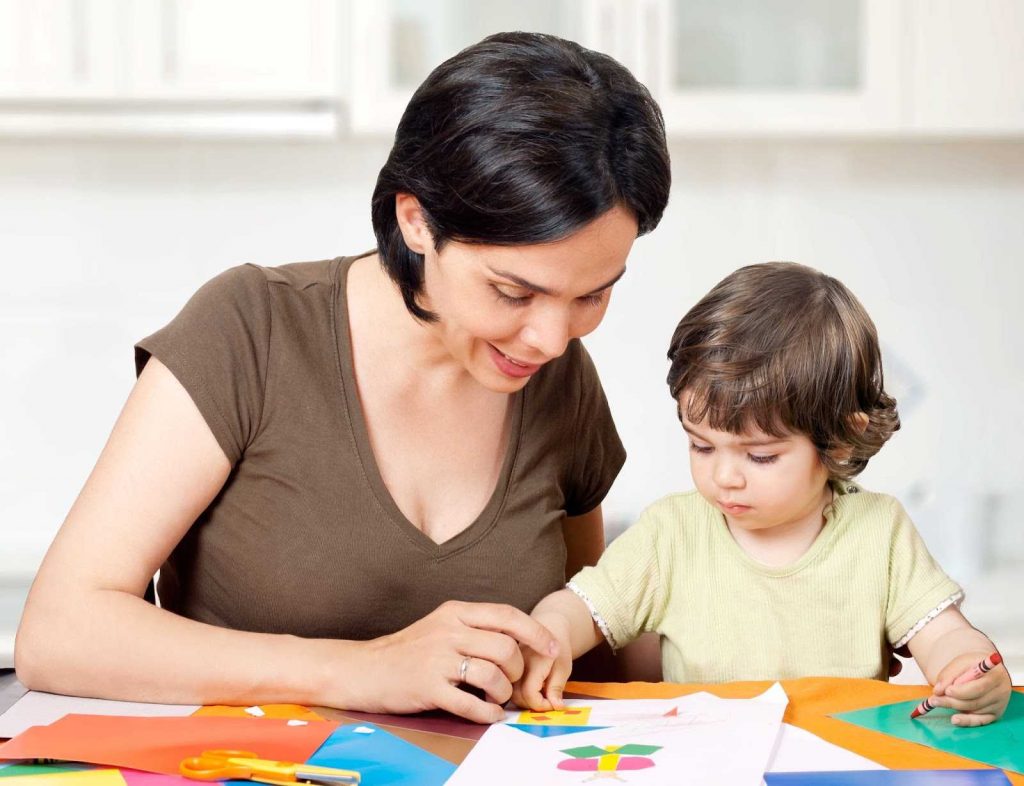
[371,31,671,322]
[666,263,900,481]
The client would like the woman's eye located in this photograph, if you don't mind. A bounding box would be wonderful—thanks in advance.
[689,442,712,455]
[749,454,778,465]
[491,285,532,306]
[577,292,607,307]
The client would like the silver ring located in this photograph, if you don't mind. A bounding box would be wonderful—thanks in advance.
[458,656,471,683]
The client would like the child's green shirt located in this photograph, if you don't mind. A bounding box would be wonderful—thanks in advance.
[569,483,962,683]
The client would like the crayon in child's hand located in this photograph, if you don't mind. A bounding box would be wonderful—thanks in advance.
[910,652,1002,719]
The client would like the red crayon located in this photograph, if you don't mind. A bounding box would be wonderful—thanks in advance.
[910,652,1002,719]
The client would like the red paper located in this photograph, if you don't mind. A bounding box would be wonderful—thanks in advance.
[0,714,339,776]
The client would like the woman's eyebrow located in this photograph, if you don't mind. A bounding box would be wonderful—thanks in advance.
[488,267,627,297]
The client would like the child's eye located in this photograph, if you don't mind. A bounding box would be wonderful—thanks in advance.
[748,454,778,465]
[689,442,713,455]
[491,285,532,307]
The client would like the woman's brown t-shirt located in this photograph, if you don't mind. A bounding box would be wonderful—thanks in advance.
[135,255,625,640]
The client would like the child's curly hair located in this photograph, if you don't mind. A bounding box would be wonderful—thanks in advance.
[666,262,900,480]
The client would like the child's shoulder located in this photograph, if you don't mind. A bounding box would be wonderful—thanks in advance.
[625,490,719,540]
[832,481,914,534]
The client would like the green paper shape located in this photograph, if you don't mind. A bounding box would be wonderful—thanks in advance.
[615,744,662,756]
[561,745,611,759]
[832,690,1024,774]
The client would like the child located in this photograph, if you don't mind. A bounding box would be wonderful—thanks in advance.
[515,262,1011,726]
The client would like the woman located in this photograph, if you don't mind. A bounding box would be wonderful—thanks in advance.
[15,32,670,723]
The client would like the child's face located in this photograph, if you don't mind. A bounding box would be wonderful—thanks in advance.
[679,399,831,534]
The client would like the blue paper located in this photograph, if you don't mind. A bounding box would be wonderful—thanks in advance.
[506,723,608,738]
[765,770,1011,785]
[307,723,455,786]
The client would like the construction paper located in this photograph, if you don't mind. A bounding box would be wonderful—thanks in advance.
[119,769,196,786]
[0,693,198,739]
[0,765,90,778]
[0,769,126,786]
[193,704,325,722]
[333,708,490,741]
[502,696,695,727]
[307,723,455,786]
[832,692,1024,774]
[514,707,593,725]
[506,723,608,738]
[0,714,338,775]
[765,771,1011,785]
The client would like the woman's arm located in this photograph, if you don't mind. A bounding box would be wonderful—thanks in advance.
[562,508,606,578]
[16,358,557,723]
[906,606,1011,726]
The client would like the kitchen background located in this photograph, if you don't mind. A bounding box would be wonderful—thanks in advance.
[1,0,1022,683]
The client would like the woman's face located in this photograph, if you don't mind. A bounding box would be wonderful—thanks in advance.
[399,196,639,393]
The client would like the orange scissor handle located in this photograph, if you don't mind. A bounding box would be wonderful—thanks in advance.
[180,750,264,781]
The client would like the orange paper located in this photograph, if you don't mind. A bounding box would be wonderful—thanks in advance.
[193,704,326,722]
[0,714,338,776]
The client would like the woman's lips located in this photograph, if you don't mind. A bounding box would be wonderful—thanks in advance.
[488,343,542,378]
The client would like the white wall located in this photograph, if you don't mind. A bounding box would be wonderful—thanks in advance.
[2,138,1023,670]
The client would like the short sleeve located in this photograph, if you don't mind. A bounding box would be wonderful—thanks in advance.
[884,498,963,647]
[563,344,626,517]
[568,503,670,649]
[134,264,271,466]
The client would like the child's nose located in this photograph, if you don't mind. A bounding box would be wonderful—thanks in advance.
[713,458,745,489]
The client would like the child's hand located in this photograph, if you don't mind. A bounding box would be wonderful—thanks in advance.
[512,612,573,711]
[928,651,1012,726]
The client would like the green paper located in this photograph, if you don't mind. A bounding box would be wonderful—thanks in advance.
[0,765,89,777]
[832,691,1024,774]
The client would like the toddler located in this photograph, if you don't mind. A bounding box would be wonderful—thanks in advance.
[516,262,1011,726]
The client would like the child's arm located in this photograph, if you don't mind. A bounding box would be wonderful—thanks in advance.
[512,589,604,711]
[907,606,1011,726]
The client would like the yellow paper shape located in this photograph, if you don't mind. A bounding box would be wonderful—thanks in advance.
[194,704,326,721]
[0,770,126,786]
[515,706,592,725]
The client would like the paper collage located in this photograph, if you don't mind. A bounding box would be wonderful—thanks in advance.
[448,684,790,785]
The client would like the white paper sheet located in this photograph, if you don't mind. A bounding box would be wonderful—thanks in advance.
[450,684,788,785]
[0,690,199,738]
[766,723,885,773]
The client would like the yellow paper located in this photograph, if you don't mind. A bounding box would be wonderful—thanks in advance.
[514,706,592,725]
[0,770,127,786]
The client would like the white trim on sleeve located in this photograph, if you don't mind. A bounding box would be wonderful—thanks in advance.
[892,590,965,649]
[566,580,619,650]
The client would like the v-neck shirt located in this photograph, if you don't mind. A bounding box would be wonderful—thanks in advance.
[135,255,625,639]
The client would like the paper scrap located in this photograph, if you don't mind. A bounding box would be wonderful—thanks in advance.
[0,714,338,776]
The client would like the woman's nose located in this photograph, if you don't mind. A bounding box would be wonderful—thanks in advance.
[520,307,571,361]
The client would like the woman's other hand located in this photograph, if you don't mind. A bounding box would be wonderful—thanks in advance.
[347,600,559,724]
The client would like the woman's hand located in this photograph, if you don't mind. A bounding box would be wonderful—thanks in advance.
[347,601,560,724]
[926,652,1012,727]
[511,611,574,711]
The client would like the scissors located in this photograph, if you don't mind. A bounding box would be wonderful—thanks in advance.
[180,750,360,786]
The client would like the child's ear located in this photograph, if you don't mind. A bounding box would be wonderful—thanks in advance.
[394,193,433,254]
